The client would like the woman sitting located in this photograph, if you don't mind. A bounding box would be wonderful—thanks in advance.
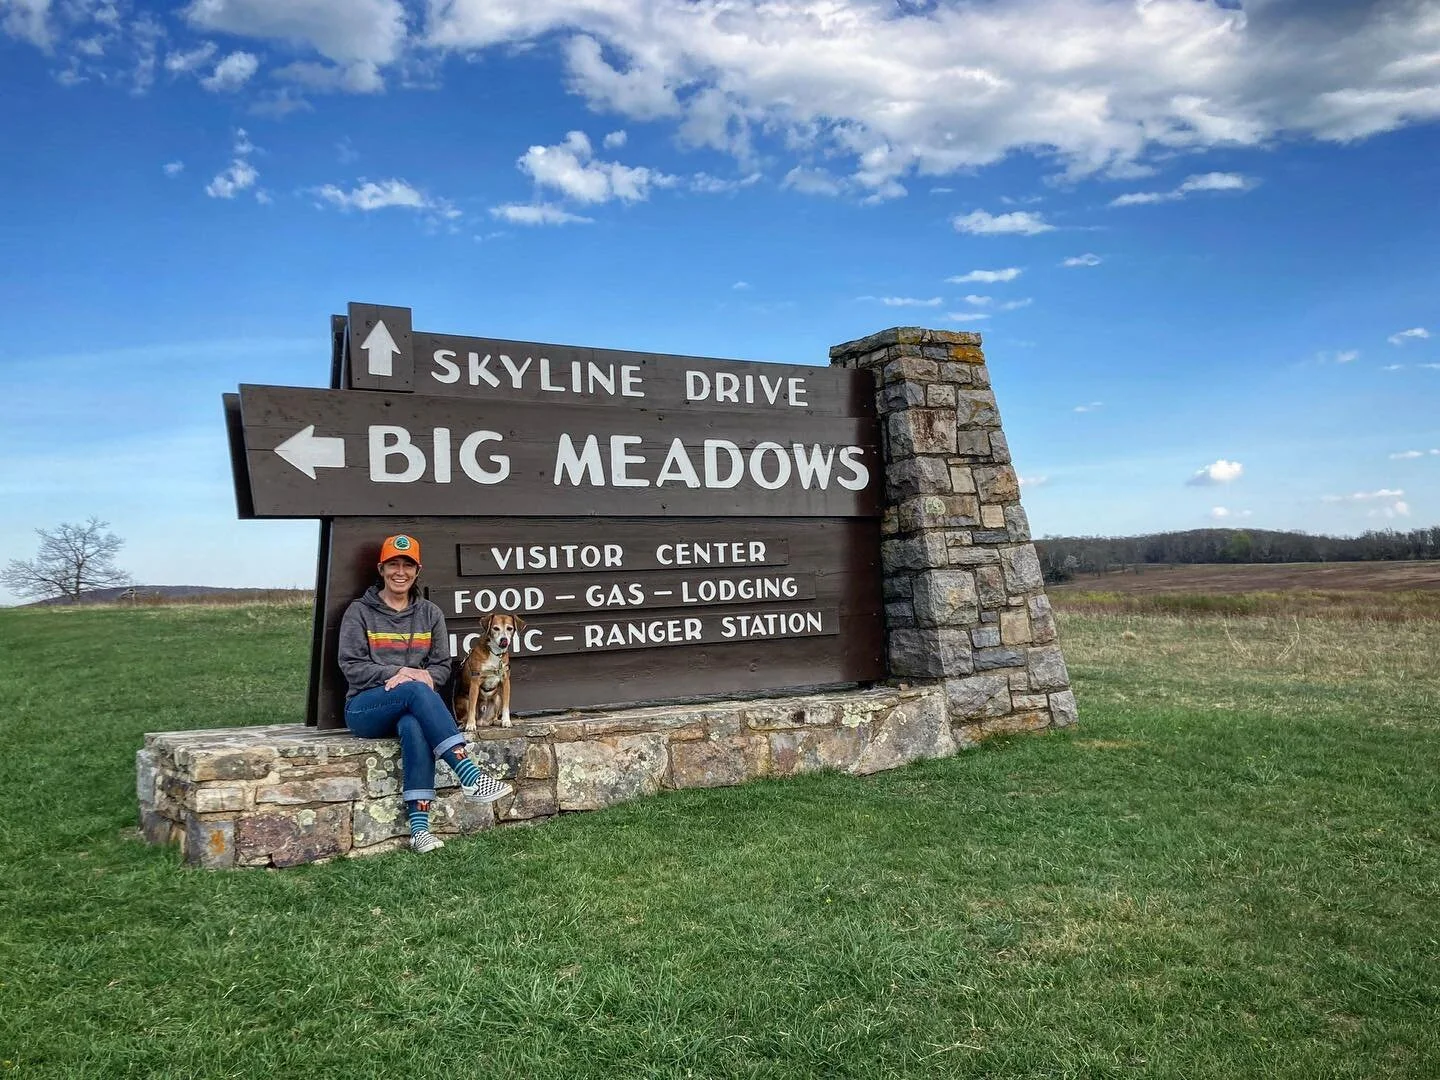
[338,533,510,854]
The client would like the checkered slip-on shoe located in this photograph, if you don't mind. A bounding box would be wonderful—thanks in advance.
[461,775,513,803]
[411,830,445,854]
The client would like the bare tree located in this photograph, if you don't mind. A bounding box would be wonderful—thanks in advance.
[3,518,132,602]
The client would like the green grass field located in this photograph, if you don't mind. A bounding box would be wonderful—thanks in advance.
[1,600,1436,1078]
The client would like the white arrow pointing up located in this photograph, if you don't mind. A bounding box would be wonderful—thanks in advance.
[360,320,400,376]
[274,425,346,479]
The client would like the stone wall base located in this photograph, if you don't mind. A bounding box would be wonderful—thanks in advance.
[140,683,1076,869]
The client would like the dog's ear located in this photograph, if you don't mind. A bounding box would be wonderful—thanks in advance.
[481,612,495,632]
[514,614,527,631]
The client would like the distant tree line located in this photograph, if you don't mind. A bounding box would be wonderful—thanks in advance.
[1035,527,1440,583]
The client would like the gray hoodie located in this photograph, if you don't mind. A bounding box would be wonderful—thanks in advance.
[338,585,452,700]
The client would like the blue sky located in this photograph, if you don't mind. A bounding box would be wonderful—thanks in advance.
[1,0,1438,600]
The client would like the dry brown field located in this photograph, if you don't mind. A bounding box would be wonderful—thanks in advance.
[1048,559,1440,595]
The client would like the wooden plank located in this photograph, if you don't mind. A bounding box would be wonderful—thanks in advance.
[458,533,792,576]
[304,518,332,727]
[329,314,347,390]
[347,303,413,392]
[405,329,871,416]
[431,568,819,618]
[238,385,882,519]
[312,515,884,727]
[449,606,836,658]
[222,393,257,521]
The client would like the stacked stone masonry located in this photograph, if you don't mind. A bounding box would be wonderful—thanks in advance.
[829,327,1076,733]
[138,325,1074,869]
[139,686,951,868]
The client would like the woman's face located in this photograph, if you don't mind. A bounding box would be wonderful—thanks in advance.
[379,557,418,593]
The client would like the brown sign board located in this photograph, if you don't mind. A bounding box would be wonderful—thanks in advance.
[347,303,414,393]
[312,516,884,726]
[341,303,868,416]
[226,302,886,728]
[235,384,882,519]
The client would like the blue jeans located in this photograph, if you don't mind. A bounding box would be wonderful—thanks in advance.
[345,681,466,803]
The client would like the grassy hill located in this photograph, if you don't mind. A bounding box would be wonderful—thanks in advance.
[0,598,1436,1077]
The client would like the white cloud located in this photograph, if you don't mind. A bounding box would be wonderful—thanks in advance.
[1109,190,1168,207]
[859,296,942,308]
[1388,326,1431,346]
[690,171,761,193]
[1383,364,1405,371]
[782,166,843,197]
[163,160,184,176]
[200,50,259,92]
[204,128,265,199]
[205,158,257,199]
[14,0,1440,196]
[999,298,1033,311]
[1180,171,1250,194]
[564,33,680,120]
[953,209,1053,235]
[603,130,627,149]
[1063,253,1102,268]
[963,295,992,307]
[731,281,750,291]
[1111,171,1254,207]
[517,130,675,205]
[1388,449,1440,459]
[1322,488,1406,503]
[184,0,406,67]
[489,203,594,226]
[165,42,218,74]
[1420,363,1440,370]
[274,59,384,93]
[1073,401,1103,413]
[314,179,429,211]
[1,0,52,48]
[249,87,313,117]
[1210,507,1251,520]
[948,268,1021,284]
[1018,475,1048,488]
[1186,459,1243,486]
[1335,349,1360,364]
[945,312,991,323]
[1366,499,1411,519]
[421,0,1440,189]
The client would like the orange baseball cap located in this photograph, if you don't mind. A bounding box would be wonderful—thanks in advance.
[378,534,421,565]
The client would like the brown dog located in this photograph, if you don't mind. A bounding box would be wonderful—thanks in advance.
[456,613,522,729]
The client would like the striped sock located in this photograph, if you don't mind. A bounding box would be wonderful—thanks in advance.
[446,751,482,789]
[407,801,430,836]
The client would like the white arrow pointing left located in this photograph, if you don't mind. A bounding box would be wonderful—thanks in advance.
[274,425,346,479]
[360,319,400,376]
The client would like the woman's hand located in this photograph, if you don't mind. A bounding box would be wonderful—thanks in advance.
[385,666,434,690]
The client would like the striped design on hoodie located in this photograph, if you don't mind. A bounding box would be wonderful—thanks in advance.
[366,631,432,652]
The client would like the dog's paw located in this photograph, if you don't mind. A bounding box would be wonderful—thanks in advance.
[500,711,512,728]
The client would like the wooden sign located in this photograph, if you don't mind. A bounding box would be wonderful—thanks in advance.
[347,304,413,393]
[312,516,884,725]
[226,302,886,727]
[236,384,881,519]
[343,303,868,416]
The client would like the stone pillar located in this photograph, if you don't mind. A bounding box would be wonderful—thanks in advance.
[830,328,1077,742]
